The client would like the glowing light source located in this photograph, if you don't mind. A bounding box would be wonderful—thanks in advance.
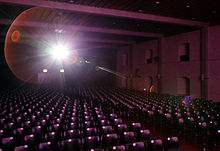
[144,88,147,91]
[85,60,90,64]
[43,69,47,73]
[50,44,69,61]
[60,69,64,73]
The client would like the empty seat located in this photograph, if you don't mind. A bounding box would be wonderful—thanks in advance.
[13,128,25,144]
[83,136,100,149]
[106,145,126,151]
[62,130,80,139]
[60,138,81,151]
[39,142,52,151]
[102,126,114,134]
[2,137,14,150]
[65,122,77,130]
[103,133,119,147]
[85,127,99,136]
[117,124,128,133]
[150,139,164,151]
[24,134,36,145]
[100,120,111,126]
[84,121,96,128]
[32,126,43,137]
[14,145,29,151]
[110,114,118,120]
[49,123,60,132]
[164,137,179,150]
[121,131,135,144]
[114,119,123,125]
[138,129,151,141]
[126,142,146,151]
[131,123,141,132]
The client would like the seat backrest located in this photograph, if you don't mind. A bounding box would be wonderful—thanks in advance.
[151,139,163,151]
[132,123,141,131]
[14,145,28,151]
[132,142,145,151]
[83,136,100,149]
[118,124,128,133]
[60,138,81,151]
[112,145,126,151]
[104,133,118,146]
[123,131,135,143]
[139,129,150,140]
[24,134,35,143]
[39,142,52,151]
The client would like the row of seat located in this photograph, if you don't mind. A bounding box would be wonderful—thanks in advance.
[1,87,219,150]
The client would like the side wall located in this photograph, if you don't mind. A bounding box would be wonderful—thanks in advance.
[116,24,220,102]
[116,46,131,88]
[161,30,201,98]
[208,24,220,102]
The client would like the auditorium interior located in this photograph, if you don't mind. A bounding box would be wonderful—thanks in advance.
[0,0,220,151]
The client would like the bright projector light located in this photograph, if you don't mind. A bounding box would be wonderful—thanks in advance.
[51,44,69,60]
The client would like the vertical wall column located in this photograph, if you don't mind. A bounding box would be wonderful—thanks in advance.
[129,44,133,89]
[157,37,163,93]
[200,27,208,99]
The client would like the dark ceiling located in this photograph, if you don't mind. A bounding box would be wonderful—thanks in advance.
[0,0,219,48]
[46,0,220,24]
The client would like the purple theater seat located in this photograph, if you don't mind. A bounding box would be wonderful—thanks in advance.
[0,129,3,139]
[100,120,110,126]
[14,145,29,151]
[139,129,151,141]
[32,125,43,136]
[49,123,60,132]
[110,114,117,120]
[117,124,128,133]
[97,114,107,120]
[83,136,100,149]
[24,134,35,144]
[165,137,179,149]
[84,121,96,128]
[45,131,58,143]
[60,138,81,151]
[109,145,126,151]
[102,126,114,134]
[39,142,52,151]
[131,123,141,131]
[150,139,164,151]
[85,115,94,121]
[66,122,77,130]
[122,131,135,144]
[114,118,123,125]
[126,142,146,151]
[13,128,25,143]
[103,133,118,147]
[4,122,14,131]
[2,137,14,150]
[62,130,80,139]
[86,127,99,136]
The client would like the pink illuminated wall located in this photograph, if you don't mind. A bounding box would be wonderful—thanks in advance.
[161,30,201,98]
[116,46,130,88]
[116,25,220,102]
[208,24,220,102]
[132,40,158,92]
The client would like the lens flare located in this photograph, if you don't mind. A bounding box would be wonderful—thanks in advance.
[11,30,21,42]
